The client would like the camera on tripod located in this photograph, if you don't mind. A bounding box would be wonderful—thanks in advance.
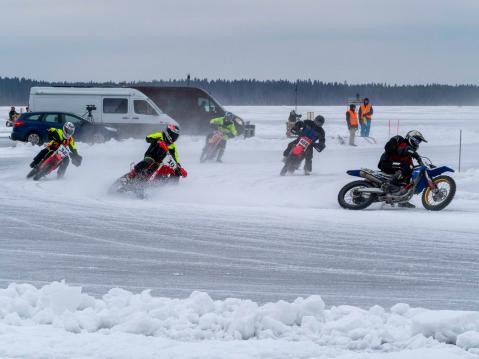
[85,104,97,122]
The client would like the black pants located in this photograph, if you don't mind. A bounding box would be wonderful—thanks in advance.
[32,148,50,167]
[283,139,314,172]
[134,157,159,176]
[378,160,412,179]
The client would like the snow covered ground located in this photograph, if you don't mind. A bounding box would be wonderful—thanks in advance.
[0,105,478,358]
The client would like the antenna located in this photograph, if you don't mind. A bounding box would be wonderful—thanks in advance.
[294,81,298,111]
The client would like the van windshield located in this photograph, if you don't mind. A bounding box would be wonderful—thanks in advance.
[134,100,158,116]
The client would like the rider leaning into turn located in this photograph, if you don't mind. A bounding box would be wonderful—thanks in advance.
[283,115,326,175]
[30,122,82,178]
[125,124,187,181]
[208,112,238,162]
[378,130,427,208]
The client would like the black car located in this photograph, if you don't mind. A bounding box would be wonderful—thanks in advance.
[10,112,118,145]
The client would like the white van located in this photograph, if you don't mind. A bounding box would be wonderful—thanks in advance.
[29,87,178,138]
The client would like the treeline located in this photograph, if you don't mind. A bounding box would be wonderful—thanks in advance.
[1,76,479,106]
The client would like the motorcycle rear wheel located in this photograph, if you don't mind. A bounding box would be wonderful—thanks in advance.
[421,175,456,211]
[200,147,209,163]
[338,180,376,210]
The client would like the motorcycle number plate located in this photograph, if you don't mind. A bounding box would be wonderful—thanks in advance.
[164,154,177,169]
[299,139,310,147]
[57,146,70,158]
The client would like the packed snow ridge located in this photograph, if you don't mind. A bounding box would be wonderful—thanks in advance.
[1,282,479,354]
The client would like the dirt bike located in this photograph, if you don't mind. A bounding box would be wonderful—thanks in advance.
[110,149,185,199]
[200,130,224,163]
[26,145,71,181]
[280,129,322,176]
[337,157,456,211]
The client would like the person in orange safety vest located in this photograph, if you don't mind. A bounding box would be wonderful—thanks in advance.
[346,104,359,146]
[359,98,374,137]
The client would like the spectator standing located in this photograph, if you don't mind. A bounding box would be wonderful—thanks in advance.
[7,106,19,127]
[346,104,358,146]
[359,98,374,137]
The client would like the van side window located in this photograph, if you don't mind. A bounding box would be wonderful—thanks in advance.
[103,98,128,114]
[134,100,158,116]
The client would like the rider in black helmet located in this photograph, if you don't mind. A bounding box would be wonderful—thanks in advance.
[125,124,187,181]
[283,115,326,175]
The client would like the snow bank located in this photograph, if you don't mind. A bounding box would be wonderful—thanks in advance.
[1,281,478,354]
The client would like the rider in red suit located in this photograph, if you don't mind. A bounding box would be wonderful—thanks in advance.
[378,130,427,208]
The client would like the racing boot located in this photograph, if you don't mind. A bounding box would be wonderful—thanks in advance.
[304,168,311,176]
[398,202,416,208]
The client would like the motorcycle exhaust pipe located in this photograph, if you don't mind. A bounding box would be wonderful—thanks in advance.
[356,188,384,194]
[359,170,384,185]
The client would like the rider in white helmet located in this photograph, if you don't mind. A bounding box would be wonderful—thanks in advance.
[30,121,83,178]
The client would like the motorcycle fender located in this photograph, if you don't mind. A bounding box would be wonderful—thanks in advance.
[346,170,362,177]
[415,166,454,194]
[428,166,455,177]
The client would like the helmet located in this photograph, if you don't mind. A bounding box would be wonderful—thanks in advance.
[63,122,75,139]
[349,104,356,110]
[165,124,180,143]
[405,130,427,150]
[314,115,325,127]
[224,112,234,126]
[364,98,370,104]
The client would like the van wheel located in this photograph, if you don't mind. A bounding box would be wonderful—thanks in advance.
[27,133,43,146]
[92,133,106,144]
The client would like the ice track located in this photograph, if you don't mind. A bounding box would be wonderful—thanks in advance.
[1,106,479,311]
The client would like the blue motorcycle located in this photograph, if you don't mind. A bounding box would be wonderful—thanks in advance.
[338,157,456,211]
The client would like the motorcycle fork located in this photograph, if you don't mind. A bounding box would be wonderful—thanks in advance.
[424,171,436,190]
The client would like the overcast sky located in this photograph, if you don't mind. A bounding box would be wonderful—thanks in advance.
[1,0,478,84]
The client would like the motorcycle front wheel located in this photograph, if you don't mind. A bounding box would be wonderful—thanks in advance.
[200,144,214,163]
[338,180,376,210]
[26,167,39,179]
[33,161,57,181]
[421,175,456,211]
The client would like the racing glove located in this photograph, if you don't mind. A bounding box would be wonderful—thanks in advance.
[71,153,83,167]
[174,167,187,177]
[313,143,326,152]
[412,151,421,161]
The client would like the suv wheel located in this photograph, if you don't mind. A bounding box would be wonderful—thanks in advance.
[27,133,43,146]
